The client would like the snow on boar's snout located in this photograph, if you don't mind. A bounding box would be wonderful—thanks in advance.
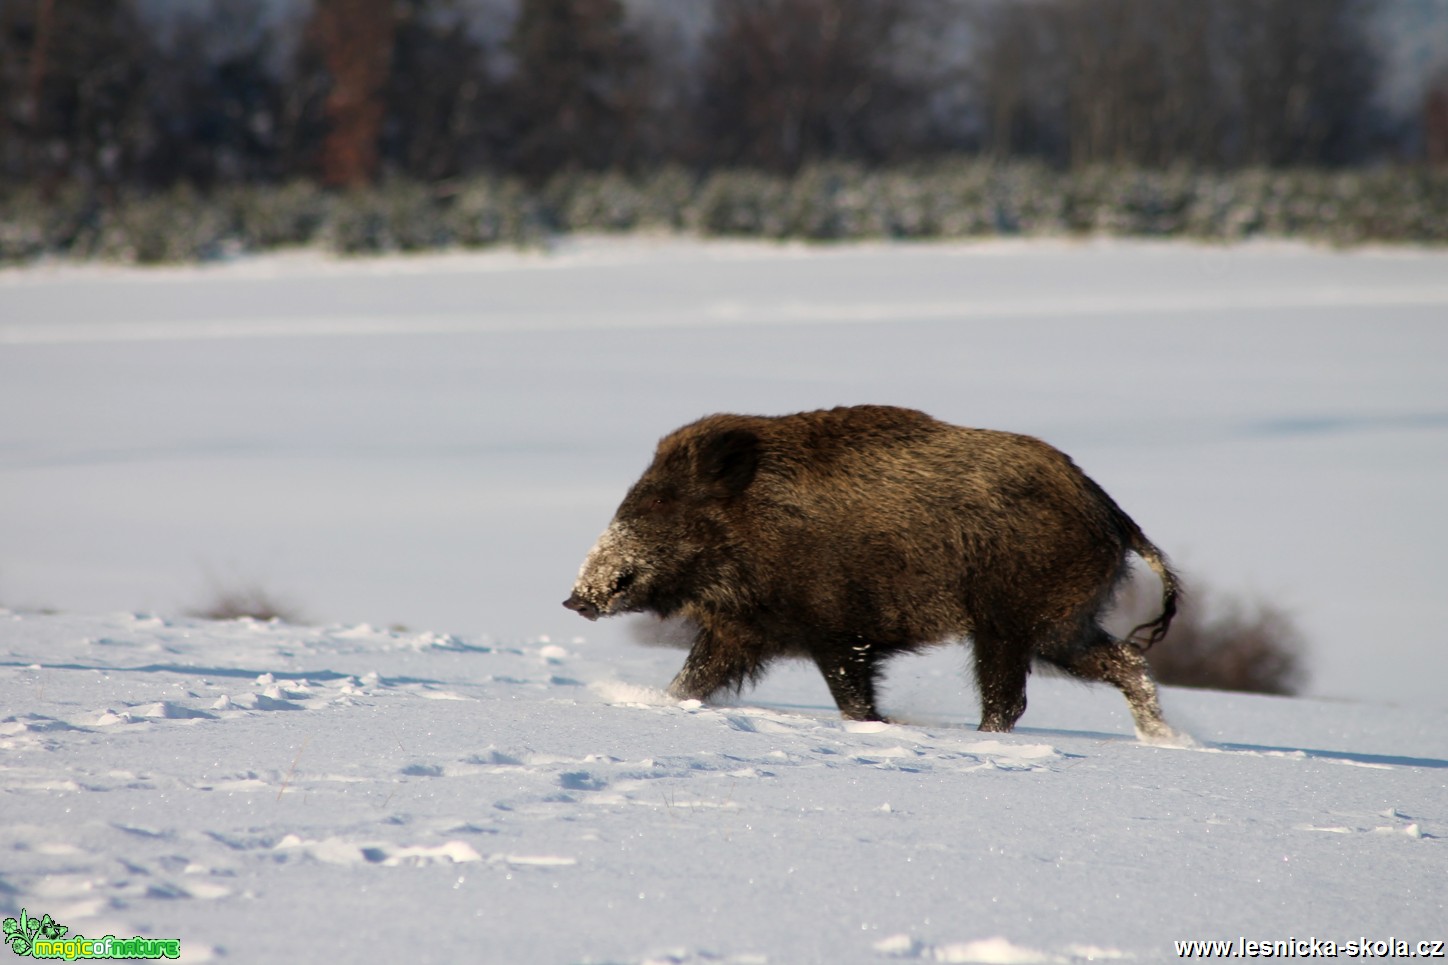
[563,406,1184,742]
[563,522,644,621]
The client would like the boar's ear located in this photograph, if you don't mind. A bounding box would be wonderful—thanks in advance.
[697,428,760,495]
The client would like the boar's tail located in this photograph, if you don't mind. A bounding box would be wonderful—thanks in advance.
[1124,531,1180,651]
[1080,472,1180,650]
[1089,477,1180,650]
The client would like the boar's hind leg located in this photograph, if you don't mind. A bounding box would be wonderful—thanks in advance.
[974,633,1031,732]
[1042,629,1172,740]
[814,644,885,721]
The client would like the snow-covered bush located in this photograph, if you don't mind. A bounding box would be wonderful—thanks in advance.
[224,181,330,251]
[689,169,794,237]
[0,191,49,264]
[89,185,234,263]
[443,177,549,248]
[548,168,697,234]
[1,164,1445,267]
[325,182,454,255]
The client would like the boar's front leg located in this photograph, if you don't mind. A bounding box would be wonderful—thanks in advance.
[666,622,765,703]
[814,641,886,722]
[974,632,1031,732]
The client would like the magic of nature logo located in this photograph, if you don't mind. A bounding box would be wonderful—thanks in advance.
[3,909,180,960]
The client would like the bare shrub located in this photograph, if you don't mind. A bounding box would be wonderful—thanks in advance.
[186,582,305,624]
[1115,575,1308,696]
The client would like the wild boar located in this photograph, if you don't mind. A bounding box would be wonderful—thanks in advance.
[564,405,1181,740]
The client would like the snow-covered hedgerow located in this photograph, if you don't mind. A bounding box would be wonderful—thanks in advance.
[2,162,1445,266]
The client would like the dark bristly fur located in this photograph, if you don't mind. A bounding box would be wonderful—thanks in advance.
[565,405,1181,738]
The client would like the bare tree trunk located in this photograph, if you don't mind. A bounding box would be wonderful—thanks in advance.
[312,0,395,187]
[27,0,54,125]
[27,0,56,180]
[975,1,1032,161]
[699,0,918,172]
[1427,81,1448,168]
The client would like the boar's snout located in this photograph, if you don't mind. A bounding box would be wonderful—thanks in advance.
[563,593,600,621]
[567,522,645,621]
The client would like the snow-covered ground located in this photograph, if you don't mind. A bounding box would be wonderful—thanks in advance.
[2,237,1446,706]
[1,237,1446,961]
[2,610,1444,963]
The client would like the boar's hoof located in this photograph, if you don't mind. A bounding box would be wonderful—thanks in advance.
[563,594,600,621]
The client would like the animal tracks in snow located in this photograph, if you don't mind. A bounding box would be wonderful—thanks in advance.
[2,610,1443,963]
[874,933,1133,963]
[1297,807,1431,839]
[589,683,1070,779]
[0,616,593,939]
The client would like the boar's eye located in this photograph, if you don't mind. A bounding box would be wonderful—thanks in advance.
[646,494,673,514]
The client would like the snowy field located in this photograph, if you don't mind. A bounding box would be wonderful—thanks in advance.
[1,237,1446,962]
[2,237,1446,706]
[1,611,1444,963]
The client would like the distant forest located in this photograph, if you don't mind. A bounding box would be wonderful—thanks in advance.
[2,0,1446,262]
[2,0,1445,190]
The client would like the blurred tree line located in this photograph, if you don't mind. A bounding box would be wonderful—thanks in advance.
[1,0,1439,194]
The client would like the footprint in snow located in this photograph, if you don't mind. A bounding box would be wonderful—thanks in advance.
[558,771,609,792]
[873,933,1128,963]
[1297,807,1430,839]
[1,714,86,734]
[212,692,303,712]
[272,834,574,870]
